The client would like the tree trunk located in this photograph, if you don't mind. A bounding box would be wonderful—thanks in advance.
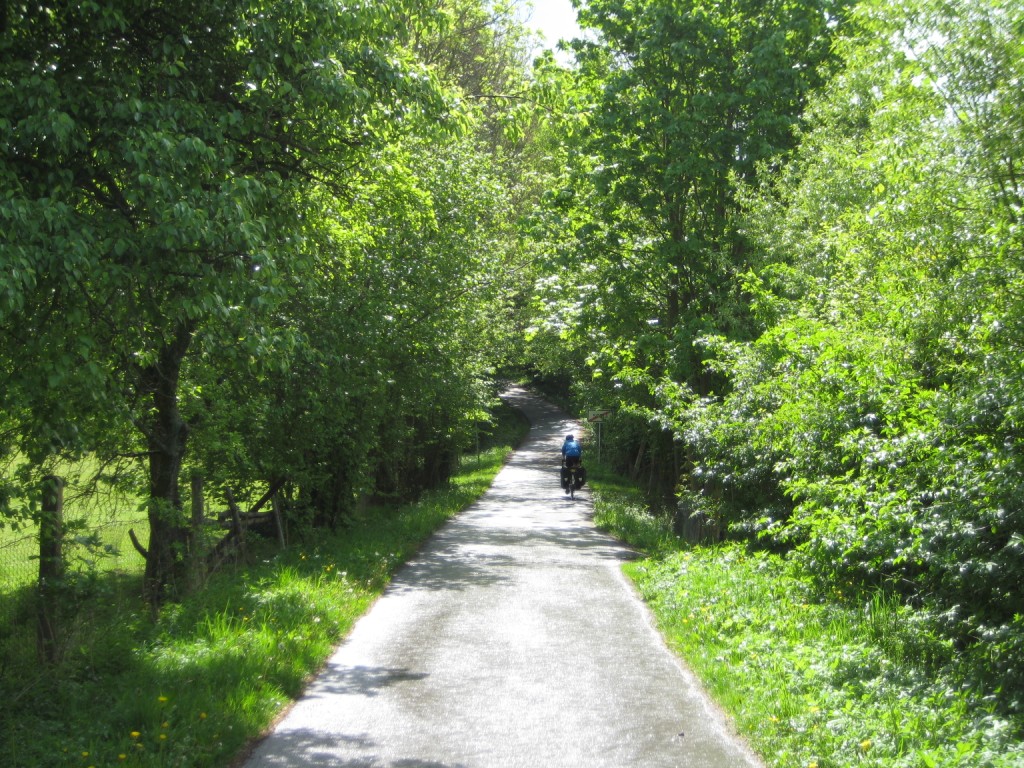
[630,436,647,482]
[140,322,194,606]
[37,475,64,663]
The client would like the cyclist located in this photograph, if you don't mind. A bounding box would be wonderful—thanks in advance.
[560,434,583,492]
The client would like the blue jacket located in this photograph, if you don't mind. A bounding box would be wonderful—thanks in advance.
[562,439,582,458]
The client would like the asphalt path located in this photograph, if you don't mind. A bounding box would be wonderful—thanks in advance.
[243,387,763,768]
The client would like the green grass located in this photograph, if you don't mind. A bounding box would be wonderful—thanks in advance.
[590,472,1024,768]
[0,459,149,592]
[588,463,678,556]
[0,401,529,768]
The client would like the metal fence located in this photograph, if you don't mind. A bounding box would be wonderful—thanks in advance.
[0,507,148,667]
[1,471,270,666]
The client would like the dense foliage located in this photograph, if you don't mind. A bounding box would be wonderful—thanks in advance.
[527,0,849,499]
[5,0,1024,739]
[527,0,1024,718]
[683,0,1024,709]
[0,0,539,603]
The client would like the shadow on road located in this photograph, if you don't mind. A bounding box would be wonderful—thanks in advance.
[244,727,470,768]
[304,665,430,699]
[241,387,763,768]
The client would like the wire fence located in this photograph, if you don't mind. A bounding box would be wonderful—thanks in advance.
[0,507,148,668]
[1,464,283,670]
[0,468,265,669]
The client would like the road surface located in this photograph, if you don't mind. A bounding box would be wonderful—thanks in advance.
[243,387,763,768]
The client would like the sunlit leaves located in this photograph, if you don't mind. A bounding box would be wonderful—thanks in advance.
[0,0,470,596]
[683,0,1024,711]
[527,0,847,495]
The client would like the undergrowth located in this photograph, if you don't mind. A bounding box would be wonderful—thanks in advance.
[590,476,1024,768]
[0,400,528,768]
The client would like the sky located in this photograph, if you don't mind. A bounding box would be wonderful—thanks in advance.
[523,0,583,45]
[519,0,585,63]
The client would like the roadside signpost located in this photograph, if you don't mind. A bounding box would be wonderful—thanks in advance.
[587,409,611,464]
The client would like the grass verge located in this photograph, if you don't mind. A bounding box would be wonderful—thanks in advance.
[590,475,1024,768]
[1,401,529,768]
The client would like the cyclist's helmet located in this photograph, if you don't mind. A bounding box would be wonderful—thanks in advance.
[566,434,574,440]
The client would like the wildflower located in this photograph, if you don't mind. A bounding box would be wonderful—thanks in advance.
[160,734,168,741]
[860,739,872,751]
[199,712,208,719]
[130,731,141,739]
[119,755,127,761]
[158,695,169,703]
[162,721,169,729]
[82,752,89,758]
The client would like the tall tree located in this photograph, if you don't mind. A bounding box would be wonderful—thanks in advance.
[0,0,448,601]
[414,0,538,146]
[176,1,545,527]
[532,0,847,493]
[683,0,1024,706]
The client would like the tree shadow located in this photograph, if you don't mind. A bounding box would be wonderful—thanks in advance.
[303,664,430,699]
[243,725,471,767]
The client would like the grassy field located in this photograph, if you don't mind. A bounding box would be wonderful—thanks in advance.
[0,401,529,768]
[588,469,1024,768]
[0,462,148,593]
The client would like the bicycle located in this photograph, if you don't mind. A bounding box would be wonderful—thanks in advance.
[561,461,586,499]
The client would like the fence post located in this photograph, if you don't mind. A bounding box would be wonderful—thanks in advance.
[190,473,204,540]
[271,494,287,549]
[187,473,205,588]
[37,475,64,663]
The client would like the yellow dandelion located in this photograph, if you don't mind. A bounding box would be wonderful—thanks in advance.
[81,752,89,758]
[159,733,168,741]
[162,721,169,729]
[199,712,208,719]
[130,731,141,739]
[119,755,127,761]
[809,762,819,768]
[860,739,872,751]
[158,695,169,703]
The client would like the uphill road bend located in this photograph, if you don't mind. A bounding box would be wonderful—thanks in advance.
[242,386,763,768]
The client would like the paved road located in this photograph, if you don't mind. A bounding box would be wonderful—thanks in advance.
[243,388,763,768]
